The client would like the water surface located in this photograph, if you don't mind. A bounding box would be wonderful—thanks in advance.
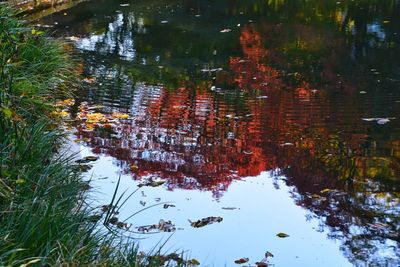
[38,1,400,266]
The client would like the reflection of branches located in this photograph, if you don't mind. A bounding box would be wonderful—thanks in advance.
[54,2,400,264]
[275,130,400,265]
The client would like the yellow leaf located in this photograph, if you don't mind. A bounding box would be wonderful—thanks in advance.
[53,110,69,118]
[85,123,95,131]
[130,164,138,172]
[111,112,130,119]
[86,113,107,123]
[189,258,200,265]
[55,98,75,107]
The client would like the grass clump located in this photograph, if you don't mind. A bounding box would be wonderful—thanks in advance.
[0,4,147,266]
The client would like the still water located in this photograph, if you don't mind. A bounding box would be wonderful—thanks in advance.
[37,0,399,266]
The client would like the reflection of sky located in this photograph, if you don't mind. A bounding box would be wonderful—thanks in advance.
[78,146,352,267]
[50,1,400,265]
[75,13,136,59]
[367,22,386,41]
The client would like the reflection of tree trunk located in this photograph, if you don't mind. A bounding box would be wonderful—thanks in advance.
[354,17,367,60]
[346,160,356,192]
[342,3,369,61]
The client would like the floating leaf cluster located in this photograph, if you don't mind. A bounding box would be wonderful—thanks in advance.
[189,216,223,228]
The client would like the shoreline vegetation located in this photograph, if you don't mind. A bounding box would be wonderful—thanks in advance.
[0,4,192,266]
[8,0,81,16]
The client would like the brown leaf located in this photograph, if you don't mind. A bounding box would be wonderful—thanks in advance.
[189,216,223,228]
[276,232,289,238]
[234,257,249,264]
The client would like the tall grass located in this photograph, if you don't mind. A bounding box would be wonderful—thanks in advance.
[0,4,145,266]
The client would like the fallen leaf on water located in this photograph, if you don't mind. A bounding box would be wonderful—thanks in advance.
[163,204,176,209]
[130,164,139,172]
[147,252,189,265]
[280,142,294,147]
[86,113,107,123]
[55,98,75,107]
[65,36,80,41]
[311,194,327,201]
[189,216,223,228]
[276,232,289,238]
[103,123,114,128]
[188,258,201,265]
[109,217,118,225]
[320,188,331,194]
[220,28,232,33]
[362,118,377,122]
[234,257,249,264]
[84,124,95,132]
[138,180,165,187]
[106,215,131,230]
[101,204,112,212]
[377,118,390,125]
[111,112,130,119]
[362,117,395,124]
[53,110,69,118]
[76,164,92,172]
[367,222,390,230]
[137,219,176,233]
[85,156,98,161]
[222,207,238,210]
[83,77,95,83]
[265,251,274,258]
[75,156,98,163]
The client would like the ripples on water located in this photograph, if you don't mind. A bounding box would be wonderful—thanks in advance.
[38,0,399,266]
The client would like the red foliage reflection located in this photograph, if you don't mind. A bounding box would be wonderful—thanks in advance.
[72,25,398,200]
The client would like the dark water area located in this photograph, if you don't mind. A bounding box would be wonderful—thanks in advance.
[38,0,400,266]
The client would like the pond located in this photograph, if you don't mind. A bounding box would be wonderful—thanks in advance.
[36,0,400,266]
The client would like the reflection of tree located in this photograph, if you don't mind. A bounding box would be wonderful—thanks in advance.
[232,25,400,265]
[71,22,399,264]
[46,1,400,264]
